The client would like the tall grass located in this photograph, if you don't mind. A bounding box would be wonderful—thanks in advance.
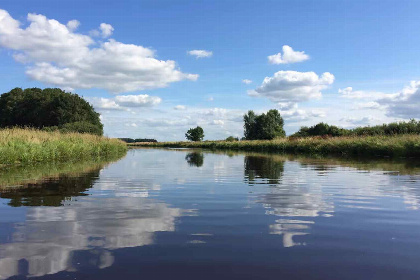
[129,135,420,158]
[0,128,127,164]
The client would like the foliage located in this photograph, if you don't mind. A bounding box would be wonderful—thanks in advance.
[0,87,103,135]
[185,126,204,141]
[226,136,239,142]
[0,128,127,164]
[292,119,420,138]
[292,122,347,137]
[244,109,285,140]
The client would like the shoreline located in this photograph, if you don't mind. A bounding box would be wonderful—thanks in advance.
[128,135,420,158]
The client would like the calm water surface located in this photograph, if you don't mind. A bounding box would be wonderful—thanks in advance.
[1,148,420,279]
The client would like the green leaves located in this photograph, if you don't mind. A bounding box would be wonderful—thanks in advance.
[185,126,204,142]
[0,88,103,135]
[243,109,285,140]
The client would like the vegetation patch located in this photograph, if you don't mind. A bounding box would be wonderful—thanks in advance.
[0,128,127,164]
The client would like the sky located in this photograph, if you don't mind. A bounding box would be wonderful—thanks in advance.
[0,0,420,140]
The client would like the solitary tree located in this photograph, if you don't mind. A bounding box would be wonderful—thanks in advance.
[0,87,103,135]
[185,126,204,141]
[243,109,285,140]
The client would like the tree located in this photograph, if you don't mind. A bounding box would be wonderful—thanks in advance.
[185,126,204,141]
[243,109,285,140]
[0,87,103,135]
[226,136,239,142]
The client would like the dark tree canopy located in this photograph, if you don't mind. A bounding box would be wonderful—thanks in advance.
[0,88,103,135]
[185,126,204,141]
[243,109,285,140]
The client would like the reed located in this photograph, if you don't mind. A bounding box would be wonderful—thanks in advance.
[128,135,420,158]
[0,128,127,164]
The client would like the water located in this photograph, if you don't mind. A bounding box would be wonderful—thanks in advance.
[1,148,420,279]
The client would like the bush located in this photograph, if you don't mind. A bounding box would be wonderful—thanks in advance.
[292,122,347,137]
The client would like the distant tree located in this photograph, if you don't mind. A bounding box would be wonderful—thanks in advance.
[244,110,258,140]
[0,87,103,135]
[243,109,285,140]
[226,136,239,142]
[185,126,204,141]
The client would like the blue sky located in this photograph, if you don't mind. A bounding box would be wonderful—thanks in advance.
[1,0,420,140]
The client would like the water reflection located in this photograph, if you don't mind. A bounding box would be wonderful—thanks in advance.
[1,149,420,279]
[185,152,204,167]
[244,155,333,247]
[0,169,99,207]
[244,155,284,185]
[0,196,182,279]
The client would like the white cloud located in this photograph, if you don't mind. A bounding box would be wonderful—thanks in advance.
[0,9,198,93]
[174,105,186,110]
[207,96,214,101]
[268,45,309,64]
[353,101,383,110]
[378,81,420,118]
[99,23,114,38]
[114,95,161,107]
[338,87,393,100]
[187,49,213,58]
[212,120,224,126]
[249,70,334,104]
[242,79,252,84]
[66,20,80,31]
[340,116,378,125]
[340,81,420,119]
[89,94,161,111]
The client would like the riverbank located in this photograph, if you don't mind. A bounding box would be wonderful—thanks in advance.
[0,128,127,164]
[128,135,420,158]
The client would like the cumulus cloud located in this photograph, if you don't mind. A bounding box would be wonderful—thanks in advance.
[340,81,420,119]
[99,23,114,38]
[378,81,420,118]
[174,105,186,110]
[340,116,378,125]
[249,70,334,104]
[187,49,213,58]
[0,9,198,93]
[89,94,161,111]
[66,20,80,31]
[338,87,393,100]
[242,79,252,84]
[268,45,309,64]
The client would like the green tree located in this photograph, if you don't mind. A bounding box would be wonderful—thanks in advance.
[243,109,285,140]
[0,88,103,135]
[185,126,204,141]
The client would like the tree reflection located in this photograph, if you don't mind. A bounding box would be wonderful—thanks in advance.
[185,152,204,167]
[0,169,100,207]
[244,155,284,184]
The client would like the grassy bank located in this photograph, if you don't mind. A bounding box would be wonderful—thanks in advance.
[0,128,127,164]
[129,135,420,158]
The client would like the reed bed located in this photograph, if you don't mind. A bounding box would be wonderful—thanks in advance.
[129,135,420,158]
[0,128,127,164]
